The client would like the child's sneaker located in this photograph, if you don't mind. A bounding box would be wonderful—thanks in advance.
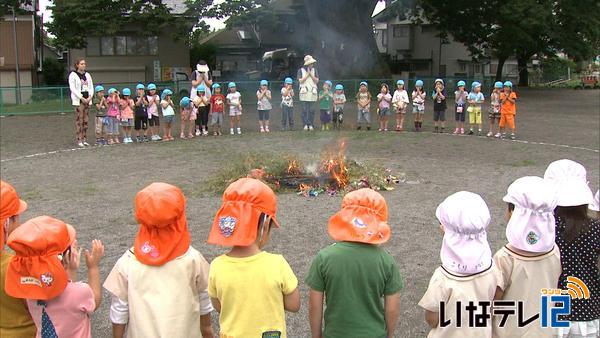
[303,125,309,131]
[203,130,209,136]
[378,128,383,132]
[357,126,362,130]
[77,142,85,148]
[501,133,506,139]
[486,132,493,137]
[468,129,474,135]
[309,125,314,131]
[180,133,186,139]
[217,131,222,136]
[460,128,465,134]
[230,128,235,135]
[434,126,439,133]
[510,133,516,140]
[494,133,501,138]
[237,127,242,135]
[265,126,270,133]
[366,126,371,130]
[260,127,265,133]
[155,135,162,141]
[453,128,459,134]
[195,129,201,136]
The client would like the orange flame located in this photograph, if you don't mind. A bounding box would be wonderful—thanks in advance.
[320,139,348,188]
[287,160,301,175]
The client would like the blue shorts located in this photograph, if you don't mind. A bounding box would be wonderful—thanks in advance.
[163,115,175,124]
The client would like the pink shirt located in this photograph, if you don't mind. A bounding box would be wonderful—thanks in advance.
[27,282,95,338]
[147,95,159,116]
[107,96,120,117]
[120,98,134,119]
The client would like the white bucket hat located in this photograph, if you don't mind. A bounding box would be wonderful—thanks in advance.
[303,55,317,66]
[503,176,558,253]
[590,190,600,212]
[544,159,593,207]
[196,63,210,73]
[436,191,492,275]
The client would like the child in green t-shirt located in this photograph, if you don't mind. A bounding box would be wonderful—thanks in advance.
[318,80,333,131]
[93,85,107,145]
[207,178,300,338]
[306,188,403,338]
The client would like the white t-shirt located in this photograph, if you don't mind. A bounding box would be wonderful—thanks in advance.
[392,89,409,108]
[161,100,175,116]
[227,92,242,113]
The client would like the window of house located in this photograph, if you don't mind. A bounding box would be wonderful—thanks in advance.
[101,37,114,56]
[459,63,467,73]
[473,63,482,74]
[393,25,409,38]
[115,36,126,55]
[86,37,100,56]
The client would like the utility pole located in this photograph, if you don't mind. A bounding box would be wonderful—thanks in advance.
[11,6,22,105]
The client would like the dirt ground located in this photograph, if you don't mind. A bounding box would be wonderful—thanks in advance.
[1,88,599,337]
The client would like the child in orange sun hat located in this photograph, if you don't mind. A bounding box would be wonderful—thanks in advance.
[103,182,213,338]
[305,188,403,338]
[1,180,36,338]
[5,215,104,338]
[207,177,300,338]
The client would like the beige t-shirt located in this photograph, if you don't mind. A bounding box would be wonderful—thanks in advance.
[492,245,561,338]
[103,246,210,338]
[419,263,502,338]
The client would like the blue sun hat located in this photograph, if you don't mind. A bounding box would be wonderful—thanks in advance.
[415,80,424,87]
[198,85,206,93]
[228,82,236,88]
[108,87,116,95]
[503,81,513,88]
[396,79,405,86]
[260,79,268,86]
[494,81,503,89]
[457,80,466,87]
[335,84,344,91]
[180,96,191,108]
[161,88,173,100]
[136,83,145,90]
[212,83,221,89]
[147,83,157,91]
[360,81,368,87]
[95,85,104,93]
[471,81,481,90]
[284,77,293,85]
[325,80,333,87]
[122,88,131,96]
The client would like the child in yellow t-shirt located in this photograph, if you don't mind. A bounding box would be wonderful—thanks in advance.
[207,178,300,338]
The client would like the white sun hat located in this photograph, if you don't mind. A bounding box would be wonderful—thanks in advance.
[503,176,558,253]
[544,159,593,207]
[589,190,600,212]
[436,191,492,275]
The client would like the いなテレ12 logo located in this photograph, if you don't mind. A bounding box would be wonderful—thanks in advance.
[541,276,590,328]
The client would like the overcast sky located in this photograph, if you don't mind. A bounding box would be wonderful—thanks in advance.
[39,0,385,31]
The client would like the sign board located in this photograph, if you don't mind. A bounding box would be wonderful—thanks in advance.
[153,60,161,82]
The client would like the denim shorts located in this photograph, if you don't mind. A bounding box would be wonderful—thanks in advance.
[163,115,174,124]
[120,118,133,127]
[258,110,270,121]
[106,117,120,135]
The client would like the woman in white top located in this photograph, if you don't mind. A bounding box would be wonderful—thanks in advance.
[68,58,94,147]
[297,55,319,131]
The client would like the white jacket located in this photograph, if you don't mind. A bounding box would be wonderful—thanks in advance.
[68,71,94,106]
[392,89,409,109]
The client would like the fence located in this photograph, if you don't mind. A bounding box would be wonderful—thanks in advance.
[0,76,499,116]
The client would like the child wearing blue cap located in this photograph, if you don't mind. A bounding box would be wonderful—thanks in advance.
[160,89,175,141]
[93,85,107,145]
[134,84,149,143]
[119,88,135,144]
[281,78,295,131]
[392,80,409,131]
[467,81,485,135]
[179,96,194,139]
[377,83,392,132]
[226,82,242,135]
[432,79,447,133]
[488,81,503,137]
[356,81,372,130]
[454,81,468,134]
[333,84,346,130]
[257,80,272,133]
[412,80,426,131]
[106,88,121,144]
[319,80,333,130]
[146,84,161,141]
[210,83,225,136]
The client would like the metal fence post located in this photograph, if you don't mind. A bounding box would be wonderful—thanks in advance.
[60,87,64,113]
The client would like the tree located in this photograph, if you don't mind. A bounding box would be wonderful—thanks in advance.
[41,57,67,86]
[46,0,198,49]
[551,0,600,65]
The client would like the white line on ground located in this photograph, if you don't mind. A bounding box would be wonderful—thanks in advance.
[0,135,598,163]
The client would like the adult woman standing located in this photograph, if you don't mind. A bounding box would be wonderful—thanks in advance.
[190,60,213,136]
[68,58,94,147]
[297,55,319,131]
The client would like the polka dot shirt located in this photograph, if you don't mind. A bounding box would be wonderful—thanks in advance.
[555,217,600,321]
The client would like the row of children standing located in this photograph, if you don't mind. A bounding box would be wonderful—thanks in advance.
[1,158,598,338]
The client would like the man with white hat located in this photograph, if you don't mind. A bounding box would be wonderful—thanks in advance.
[297,55,319,131]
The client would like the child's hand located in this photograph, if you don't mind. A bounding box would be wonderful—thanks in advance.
[84,239,104,269]
[67,239,82,272]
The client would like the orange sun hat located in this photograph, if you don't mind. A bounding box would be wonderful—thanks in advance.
[134,182,190,266]
[1,180,28,250]
[5,216,71,300]
[328,188,391,244]
[208,178,279,247]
